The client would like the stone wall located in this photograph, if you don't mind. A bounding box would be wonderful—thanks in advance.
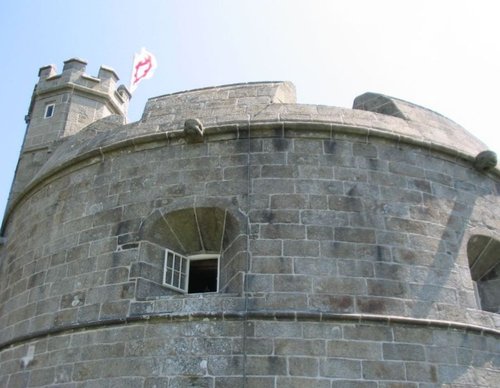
[0,317,497,387]
[0,81,498,386]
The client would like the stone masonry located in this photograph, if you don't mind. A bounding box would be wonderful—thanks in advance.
[0,60,499,387]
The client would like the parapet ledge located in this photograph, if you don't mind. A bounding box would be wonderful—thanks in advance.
[352,92,461,128]
[353,92,490,157]
[354,92,464,132]
[142,81,296,122]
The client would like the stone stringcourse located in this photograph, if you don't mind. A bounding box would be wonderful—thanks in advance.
[0,59,498,387]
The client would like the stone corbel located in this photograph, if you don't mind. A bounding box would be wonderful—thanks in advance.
[184,118,204,138]
[473,150,497,172]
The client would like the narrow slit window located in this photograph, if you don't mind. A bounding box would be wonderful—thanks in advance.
[163,249,219,294]
[44,104,55,118]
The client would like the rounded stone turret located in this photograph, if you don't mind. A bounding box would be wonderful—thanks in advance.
[0,70,498,387]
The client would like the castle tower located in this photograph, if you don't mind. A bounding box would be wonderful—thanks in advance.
[0,59,499,387]
[9,58,130,206]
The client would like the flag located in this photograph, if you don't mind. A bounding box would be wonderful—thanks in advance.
[129,48,157,93]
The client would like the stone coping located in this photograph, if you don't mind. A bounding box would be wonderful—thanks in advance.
[1,310,498,352]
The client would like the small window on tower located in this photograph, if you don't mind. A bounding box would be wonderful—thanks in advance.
[163,249,219,294]
[44,104,55,118]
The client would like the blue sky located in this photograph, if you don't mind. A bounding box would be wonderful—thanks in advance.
[1,0,499,219]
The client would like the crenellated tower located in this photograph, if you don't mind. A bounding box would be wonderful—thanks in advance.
[9,58,131,206]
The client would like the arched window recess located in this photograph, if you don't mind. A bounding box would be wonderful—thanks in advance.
[137,206,245,297]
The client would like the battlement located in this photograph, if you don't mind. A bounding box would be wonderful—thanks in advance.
[23,58,131,149]
[34,58,131,116]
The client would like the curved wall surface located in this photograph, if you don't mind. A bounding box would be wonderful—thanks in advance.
[0,81,499,387]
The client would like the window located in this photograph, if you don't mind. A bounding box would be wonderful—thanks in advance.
[138,206,245,298]
[163,249,219,294]
[44,104,55,118]
[467,235,500,313]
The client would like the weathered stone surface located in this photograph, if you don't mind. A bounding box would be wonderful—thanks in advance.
[1,63,499,387]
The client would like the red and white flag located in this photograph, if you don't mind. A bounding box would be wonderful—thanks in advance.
[129,48,157,93]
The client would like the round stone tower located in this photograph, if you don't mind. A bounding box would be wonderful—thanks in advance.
[0,60,498,387]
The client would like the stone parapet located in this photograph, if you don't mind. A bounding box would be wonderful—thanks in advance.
[142,81,297,123]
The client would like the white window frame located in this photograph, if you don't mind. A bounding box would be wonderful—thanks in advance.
[44,103,55,118]
[163,249,220,294]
